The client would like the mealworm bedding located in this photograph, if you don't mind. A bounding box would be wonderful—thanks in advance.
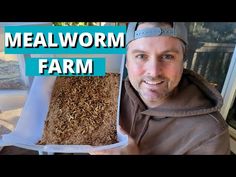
[38,73,120,146]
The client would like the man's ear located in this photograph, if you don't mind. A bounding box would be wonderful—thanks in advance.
[183,44,188,62]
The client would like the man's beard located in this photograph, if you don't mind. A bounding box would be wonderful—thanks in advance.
[139,75,173,103]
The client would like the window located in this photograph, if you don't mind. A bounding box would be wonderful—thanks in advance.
[184,22,236,92]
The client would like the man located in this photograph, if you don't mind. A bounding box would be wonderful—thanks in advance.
[93,22,230,155]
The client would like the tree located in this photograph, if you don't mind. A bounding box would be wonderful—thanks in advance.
[53,22,101,26]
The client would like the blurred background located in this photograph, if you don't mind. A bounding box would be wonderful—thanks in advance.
[0,22,236,154]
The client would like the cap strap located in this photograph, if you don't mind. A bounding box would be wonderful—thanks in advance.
[134,27,176,39]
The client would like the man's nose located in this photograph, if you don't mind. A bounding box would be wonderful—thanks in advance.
[146,58,162,77]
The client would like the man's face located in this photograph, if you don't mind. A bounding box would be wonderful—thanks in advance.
[126,31,184,108]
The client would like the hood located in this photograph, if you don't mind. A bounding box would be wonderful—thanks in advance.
[125,69,223,118]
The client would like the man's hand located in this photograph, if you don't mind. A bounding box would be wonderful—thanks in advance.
[89,127,139,155]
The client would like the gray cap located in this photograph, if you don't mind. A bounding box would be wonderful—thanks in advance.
[126,22,188,46]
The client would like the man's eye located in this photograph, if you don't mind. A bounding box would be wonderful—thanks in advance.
[161,54,174,60]
[135,54,147,60]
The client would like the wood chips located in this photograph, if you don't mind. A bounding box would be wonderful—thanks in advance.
[38,73,120,146]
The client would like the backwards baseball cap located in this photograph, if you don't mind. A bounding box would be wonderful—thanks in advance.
[126,22,188,46]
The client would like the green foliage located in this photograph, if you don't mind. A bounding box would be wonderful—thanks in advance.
[53,22,101,26]
[186,22,236,43]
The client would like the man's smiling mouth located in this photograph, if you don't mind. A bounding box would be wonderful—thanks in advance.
[143,80,164,85]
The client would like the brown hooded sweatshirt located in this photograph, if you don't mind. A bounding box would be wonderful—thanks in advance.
[120,69,230,154]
